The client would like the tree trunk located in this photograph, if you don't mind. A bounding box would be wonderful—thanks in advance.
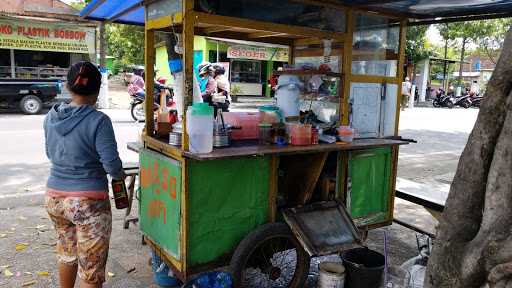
[425,27,512,288]
[458,37,467,86]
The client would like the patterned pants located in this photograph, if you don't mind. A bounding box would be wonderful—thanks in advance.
[46,196,112,284]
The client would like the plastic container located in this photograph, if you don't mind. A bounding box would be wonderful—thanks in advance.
[186,103,214,153]
[258,123,273,145]
[337,126,355,143]
[341,248,385,288]
[276,75,302,119]
[290,124,312,146]
[319,262,345,288]
[259,105,282,124]
[151,250,181,287]
[222,112,259,140]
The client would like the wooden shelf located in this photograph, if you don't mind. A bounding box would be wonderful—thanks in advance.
[274,70,343,77]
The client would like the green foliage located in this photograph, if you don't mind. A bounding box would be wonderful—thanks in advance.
[106,24,145,68]
[68,0,90,10]
[436,20,511,84]
[406,25,432,64]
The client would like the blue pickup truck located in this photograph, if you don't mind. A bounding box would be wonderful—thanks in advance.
[0,79,64,114]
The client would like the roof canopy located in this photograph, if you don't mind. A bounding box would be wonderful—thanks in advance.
[80,0,512,26]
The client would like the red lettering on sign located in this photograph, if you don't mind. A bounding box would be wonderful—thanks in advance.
[0,25,12,35]
[169,176,177,200]
[140,159,179,200]
[147,200,167,224]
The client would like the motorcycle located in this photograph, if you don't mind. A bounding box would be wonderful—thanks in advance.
[453,93,472,108]
[130,83,174,122]
[432,89,455,109]
[470,95,483,108]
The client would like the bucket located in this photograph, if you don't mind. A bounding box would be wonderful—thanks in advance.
[341,248,385,288]
[319,262,345,288]
[151,250,181,287]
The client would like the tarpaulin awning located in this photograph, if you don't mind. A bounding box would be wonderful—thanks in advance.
[80,0,512,26]
[80,0,144,25]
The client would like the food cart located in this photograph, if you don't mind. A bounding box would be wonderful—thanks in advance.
[140,2,410,285]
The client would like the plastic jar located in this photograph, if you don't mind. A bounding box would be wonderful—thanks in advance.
[258,123,273,145]
[259,105,282,125]
[290,124,312,146]
[337,126,355,143]
[186,103,214,153]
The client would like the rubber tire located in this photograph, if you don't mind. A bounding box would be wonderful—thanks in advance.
[446,101,454,109]
[432,100,440,108]
[131,102,145,122]
[19,95,43,115]
[230,223,310,288]
[462,100,471,109]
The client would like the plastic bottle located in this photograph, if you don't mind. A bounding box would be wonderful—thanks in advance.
[186,103,214,153]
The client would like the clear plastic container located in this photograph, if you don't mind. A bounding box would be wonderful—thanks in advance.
[337,126,355,143]
[258,123,273,145]
[290,124,312,146]
[259,105,282,125]
[222,112,259,140]
[186,103,213,153]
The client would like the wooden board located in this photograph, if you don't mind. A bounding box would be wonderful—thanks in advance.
[280,152,329,206]
[183,139,408,161]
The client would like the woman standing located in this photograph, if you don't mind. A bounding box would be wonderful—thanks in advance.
[44,61,124,288]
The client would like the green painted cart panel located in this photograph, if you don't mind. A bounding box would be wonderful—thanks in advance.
[187,157,270,266]
[139,149,182,259]
[348,147,392,226]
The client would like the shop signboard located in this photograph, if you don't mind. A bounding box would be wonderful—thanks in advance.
[227,45,289,62]
[139,149,182,259]
[0,17,95,54]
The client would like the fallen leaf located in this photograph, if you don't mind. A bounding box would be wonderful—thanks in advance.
[15,243,28,251]
[10,228,15,231]
[3,269,13,277]
[0,234,6,238]
[24,272,33,275]
[36,271,49,277]
[0,266,10,269]
[126,267,136,274]
[16,272,21,277]
[18,216,27,221]
[107,272,115,277]
[22,280,37,287]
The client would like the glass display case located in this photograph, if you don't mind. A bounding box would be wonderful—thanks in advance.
[352,13,400,77]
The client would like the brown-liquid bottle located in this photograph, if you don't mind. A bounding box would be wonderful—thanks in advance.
[112,179,129,209]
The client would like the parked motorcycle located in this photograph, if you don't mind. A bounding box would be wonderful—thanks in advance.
[470,95,483,108]
[453,94,472,108]
[432,89,455,109]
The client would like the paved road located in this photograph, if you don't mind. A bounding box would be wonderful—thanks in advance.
[0,106,478,287]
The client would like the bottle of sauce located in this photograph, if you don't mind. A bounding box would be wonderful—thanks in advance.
[111,179,129,209]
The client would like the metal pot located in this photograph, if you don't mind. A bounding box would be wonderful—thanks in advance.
[213,129,231,148]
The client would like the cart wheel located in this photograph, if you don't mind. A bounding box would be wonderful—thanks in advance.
[19,95,43,115]
[230,223,310,288]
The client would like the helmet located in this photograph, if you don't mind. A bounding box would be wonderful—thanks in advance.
[198,62,212,76]
[405,77,410,81]
[157,76,167,85]
[133,65,144,76]
[212,64,225,76]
